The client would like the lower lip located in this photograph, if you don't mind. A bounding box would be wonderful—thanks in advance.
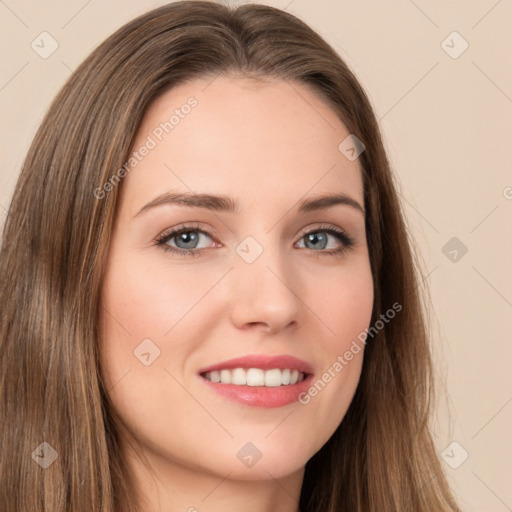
[199,374,313,408]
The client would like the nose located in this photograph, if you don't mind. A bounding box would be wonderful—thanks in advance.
[229,245,301,335]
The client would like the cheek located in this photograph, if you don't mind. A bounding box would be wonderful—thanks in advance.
[296,257,373,440]
[101,255,212,340]
[307,255,374,349]
[97,257,216,458]
[98,253,214,392]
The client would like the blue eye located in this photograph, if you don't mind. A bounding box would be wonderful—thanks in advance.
[155,223,355,257]
[169,230,208,249]
[156,225,214,257]
[297,228,354,253]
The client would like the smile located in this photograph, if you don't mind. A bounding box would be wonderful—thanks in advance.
[201,367,306,386]
[198,354,314,408]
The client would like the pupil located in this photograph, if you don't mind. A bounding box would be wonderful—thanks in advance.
[177,231,198,248]
[307,232,327,250]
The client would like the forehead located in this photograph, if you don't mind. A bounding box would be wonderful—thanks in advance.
[120,76,364,213]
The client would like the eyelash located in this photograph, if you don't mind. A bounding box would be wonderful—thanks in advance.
[155,223,356,258]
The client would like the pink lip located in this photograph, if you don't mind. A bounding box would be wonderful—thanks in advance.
[198,354,314,408]
[198,354,314,375]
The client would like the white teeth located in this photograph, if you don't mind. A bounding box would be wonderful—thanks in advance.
[231,368,246,385]
[246,368,264,386]
[203,367,306,386]
[264,368,282,387]
[220,369,231,384]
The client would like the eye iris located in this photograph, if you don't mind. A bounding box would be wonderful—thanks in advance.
[175,231,199,249]
[305,232,327,250]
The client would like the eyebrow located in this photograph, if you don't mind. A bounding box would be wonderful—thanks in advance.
[134,191,365,218]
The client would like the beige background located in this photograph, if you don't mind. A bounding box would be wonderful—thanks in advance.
[1,0,511,510]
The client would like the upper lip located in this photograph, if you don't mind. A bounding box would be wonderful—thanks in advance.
[198,354,314,375]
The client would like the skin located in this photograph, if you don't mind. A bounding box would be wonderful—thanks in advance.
[99,75,374,512]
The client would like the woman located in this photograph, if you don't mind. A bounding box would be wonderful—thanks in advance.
[0,1,462,511]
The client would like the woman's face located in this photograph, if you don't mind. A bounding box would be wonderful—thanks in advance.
[99,76,373,486]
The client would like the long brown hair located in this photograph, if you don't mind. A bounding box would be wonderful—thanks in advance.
[0,1,461,510]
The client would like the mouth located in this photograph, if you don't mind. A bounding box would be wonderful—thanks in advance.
[200,367,308,386]
[197,354,314,408]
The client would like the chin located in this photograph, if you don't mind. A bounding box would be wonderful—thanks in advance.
[206,436,314,481]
